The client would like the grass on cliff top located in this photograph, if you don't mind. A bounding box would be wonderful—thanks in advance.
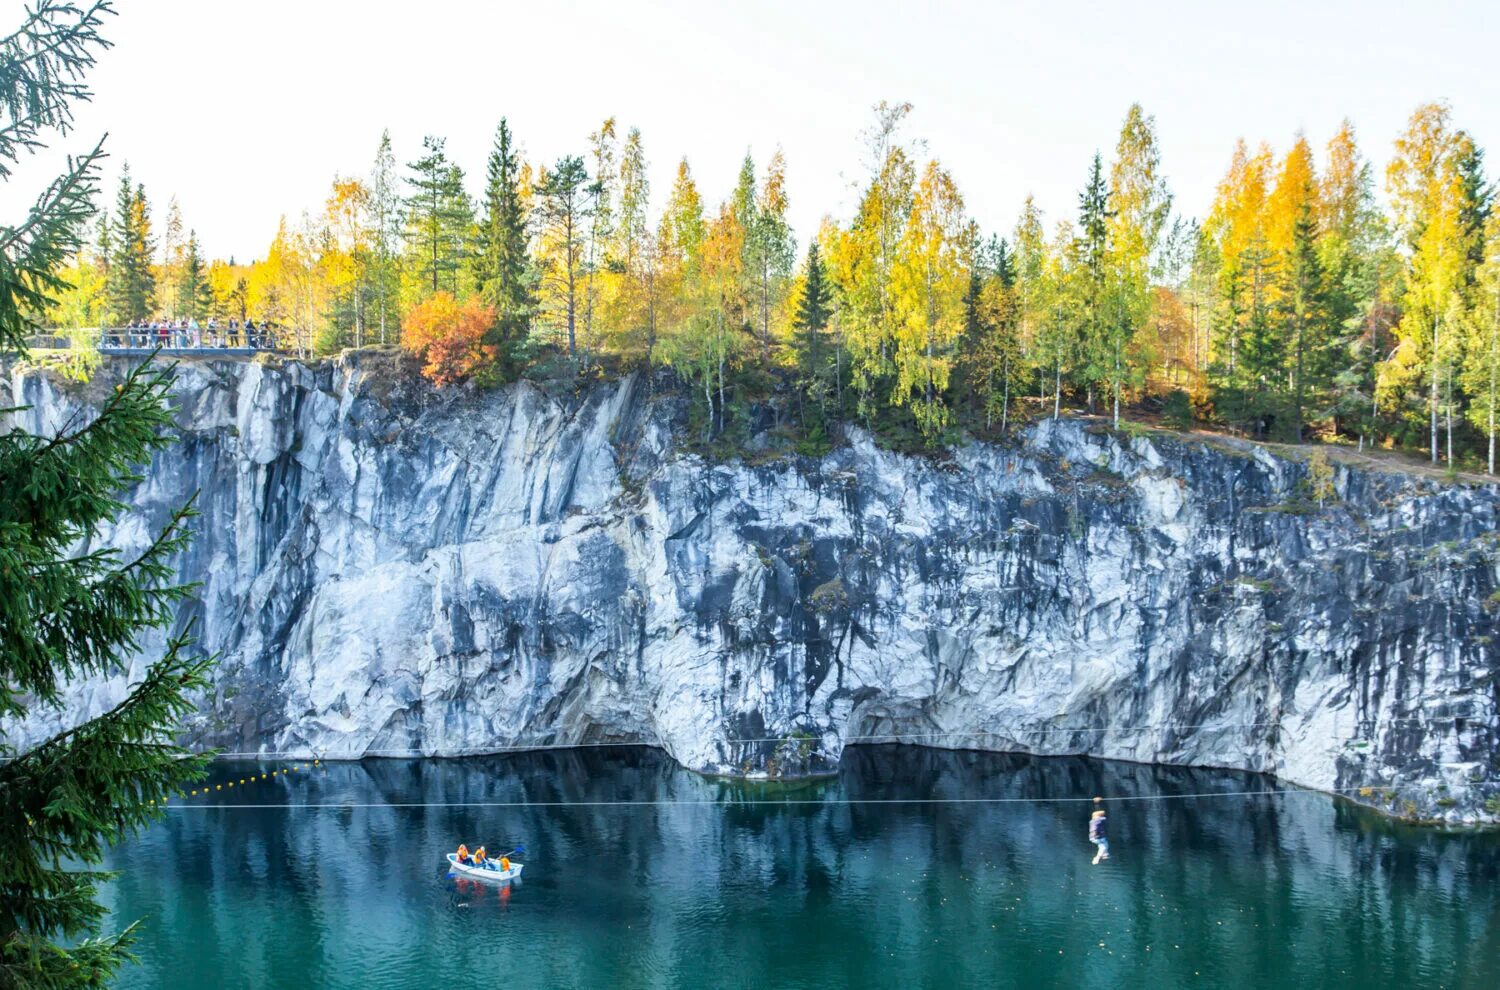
[26,350,1500,488]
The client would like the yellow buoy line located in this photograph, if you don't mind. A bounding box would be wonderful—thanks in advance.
[146,760,325,808]
[155,783,1410,811]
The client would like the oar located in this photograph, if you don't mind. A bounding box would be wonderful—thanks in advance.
[488,846,524,869]
[470,846,524,868]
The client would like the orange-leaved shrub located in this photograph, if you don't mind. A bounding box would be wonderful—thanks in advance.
[400,292,497,386]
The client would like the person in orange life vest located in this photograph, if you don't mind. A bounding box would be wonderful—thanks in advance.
[455,843,470,865]
[473,846,487,866]
[499,855,511,871]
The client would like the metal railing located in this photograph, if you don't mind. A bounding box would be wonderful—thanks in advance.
[97,326,285,353]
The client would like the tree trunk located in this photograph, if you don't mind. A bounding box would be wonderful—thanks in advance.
[836,336,843,415]
[761,264,771,362]
[566,214,578,359]
[1490,311,1498,476]
[378,273,387,346]
[1430,315,1440,464]
[1053,361,1061,420]
[1293,314,1306,444]
[1446,369,1454,467]
[1489,395,1495,477]
[645,272,657,370]
[703,376,713,442]
[1000,359,1010,435]
[1112,346,1121,430]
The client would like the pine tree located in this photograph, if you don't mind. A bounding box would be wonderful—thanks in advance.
[0,3,214,985]
[474,119,534,361]
[534,156,594,358]
[404,136,471,297]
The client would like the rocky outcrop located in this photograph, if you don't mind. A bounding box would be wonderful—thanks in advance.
[4,354,1498,822]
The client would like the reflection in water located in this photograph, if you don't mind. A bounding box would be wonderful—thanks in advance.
[102,746,1499,989]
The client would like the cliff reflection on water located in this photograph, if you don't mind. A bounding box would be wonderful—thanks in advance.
[105,746,1498,989]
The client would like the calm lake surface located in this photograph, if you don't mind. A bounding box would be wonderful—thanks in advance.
[101,746,1498,989]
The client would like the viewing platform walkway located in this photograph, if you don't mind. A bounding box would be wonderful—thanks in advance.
[98,346,268,358]
[27,328,291,359]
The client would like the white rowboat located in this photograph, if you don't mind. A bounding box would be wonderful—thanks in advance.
[446,853,523,881]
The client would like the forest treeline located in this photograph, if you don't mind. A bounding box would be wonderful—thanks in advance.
[42,101,1500,471]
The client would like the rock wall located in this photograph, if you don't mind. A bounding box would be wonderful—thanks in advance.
[5,354,1499,822]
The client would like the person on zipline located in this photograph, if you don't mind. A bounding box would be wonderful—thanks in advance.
[1089,808,1110,864]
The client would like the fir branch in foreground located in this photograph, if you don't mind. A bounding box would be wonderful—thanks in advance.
[0,2,114,178]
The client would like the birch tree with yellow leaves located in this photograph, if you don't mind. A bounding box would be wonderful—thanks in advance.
[1465,215,1500,474]
[830,101,916,422]
[889,160,971,438]
[1387,102,1486,464]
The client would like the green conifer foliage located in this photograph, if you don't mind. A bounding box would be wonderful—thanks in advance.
[474,119,535,360]
[175,232,212,322]
[102,170,154,325]
[404,136,472,297]
[794,240,833,383]
[0,3,214,984]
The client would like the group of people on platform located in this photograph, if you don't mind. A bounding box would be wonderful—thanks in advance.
[105,317,278,351]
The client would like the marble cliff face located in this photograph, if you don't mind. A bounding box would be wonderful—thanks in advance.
[5,354,1498,822]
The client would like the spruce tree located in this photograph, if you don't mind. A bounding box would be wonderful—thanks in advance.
[174,232,212,322]
[1282,201,1332,441]
[958,256,988,420]
[102,169,154,325]
[474,119,534,360]
[793,240,835,445]
[0,3,214,984]
[1236,236,1284,435]
[1076,153,1113,411]
[794,240,833,385]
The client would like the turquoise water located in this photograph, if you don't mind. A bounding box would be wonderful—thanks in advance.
[100,747,1498,989]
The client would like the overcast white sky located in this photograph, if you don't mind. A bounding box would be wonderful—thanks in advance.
[3,0,1496,261]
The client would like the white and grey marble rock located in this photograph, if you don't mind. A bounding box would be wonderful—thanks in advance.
[5,354,1498,823]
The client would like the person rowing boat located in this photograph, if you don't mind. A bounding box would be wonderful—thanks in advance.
[446,843,525,880]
